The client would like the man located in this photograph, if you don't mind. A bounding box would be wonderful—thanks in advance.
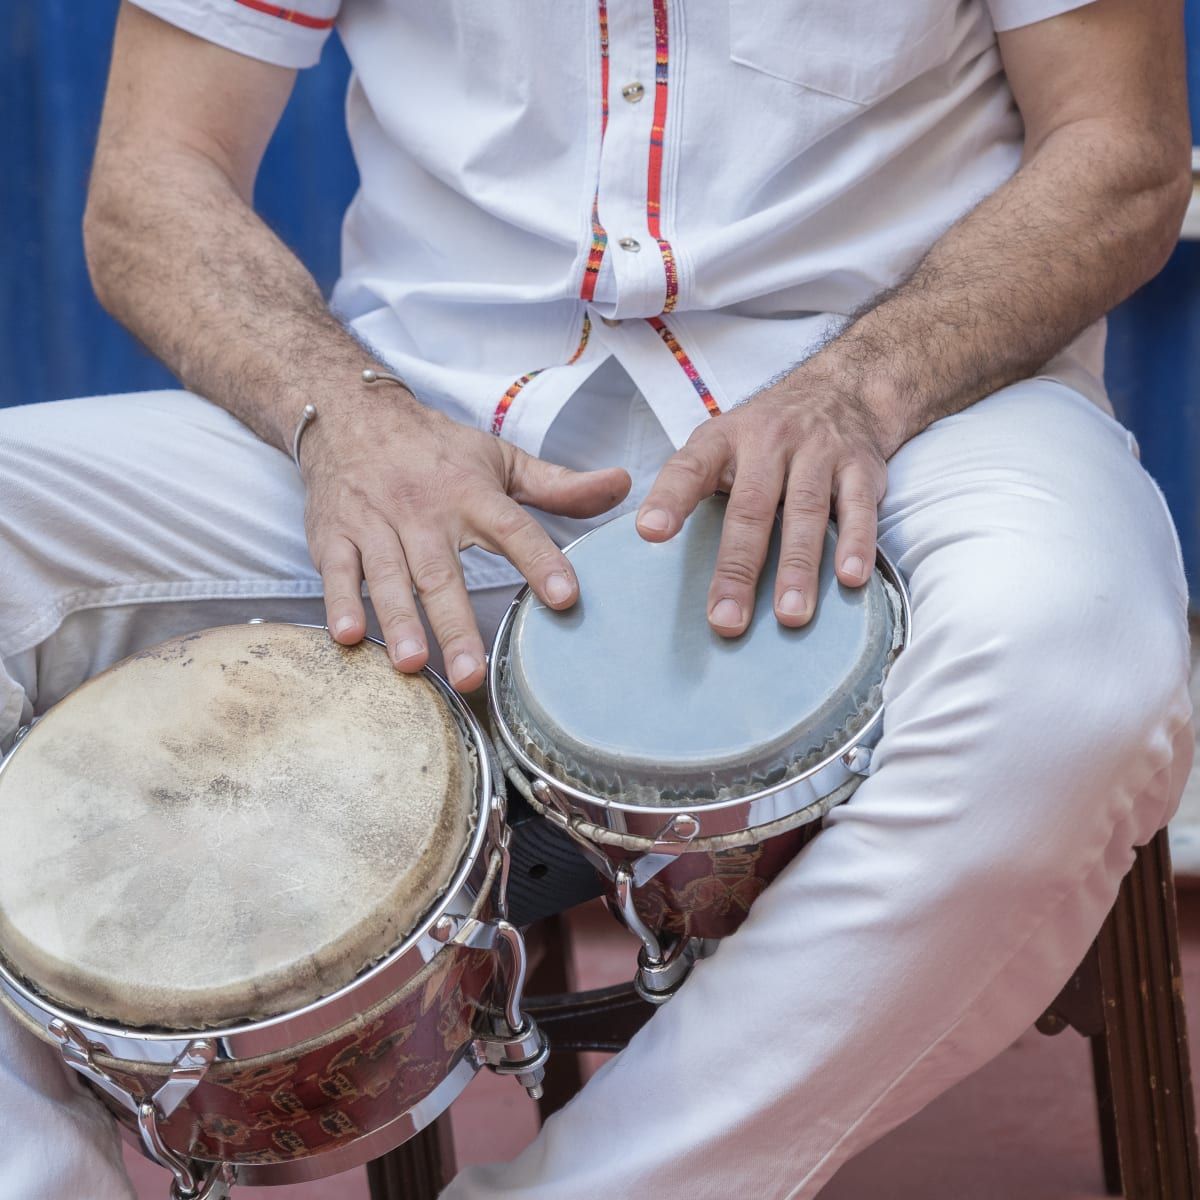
[0,0,1192,1196]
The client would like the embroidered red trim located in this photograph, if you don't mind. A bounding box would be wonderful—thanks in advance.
[491,316,593,436]
[648,0,678,312]
[580,1,611,302]
[233,0,335,29]
[646,317,720,417]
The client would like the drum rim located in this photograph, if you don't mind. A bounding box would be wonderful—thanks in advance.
[0,625,499,1065]
[488,528,912,831]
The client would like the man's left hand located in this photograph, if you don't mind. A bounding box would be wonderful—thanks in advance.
[636,367,898,634]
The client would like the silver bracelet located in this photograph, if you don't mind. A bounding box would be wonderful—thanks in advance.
[289,369,413,471]
[290,403,318,470]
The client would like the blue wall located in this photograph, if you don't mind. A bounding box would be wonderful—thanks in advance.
[0,0,357,405]
[2,0,1197,600]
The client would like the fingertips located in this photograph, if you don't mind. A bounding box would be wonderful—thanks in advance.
[446,648,487,691]
[538,568,579,609]
[833,463,882,589]
[774,586,815,628]
[836,552,871,587]
[329,611,366,643]
[636,506,675,540]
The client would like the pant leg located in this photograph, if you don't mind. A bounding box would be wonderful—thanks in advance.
[443,380,1193,1200]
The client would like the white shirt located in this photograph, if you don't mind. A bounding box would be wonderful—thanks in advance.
[131,0,1107,455]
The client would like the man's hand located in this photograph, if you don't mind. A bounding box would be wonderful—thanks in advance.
[302,389,630,690]
[637,368,892,635]
[639,0,1189,634]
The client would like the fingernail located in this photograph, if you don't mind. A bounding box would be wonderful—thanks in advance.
[638,508,671,534]
[710,598,743,629]
[545,573,573,605]
[393,638,425,664]
[843,555,866,582]
[778,589,807,618]
[332,616,357,638]
[451,653,481,685]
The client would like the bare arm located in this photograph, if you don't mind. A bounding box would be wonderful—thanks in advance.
[638,0,1191,634]
[86,3,629,689]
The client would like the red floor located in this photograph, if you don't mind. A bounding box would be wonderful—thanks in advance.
[128,890,1200,1199]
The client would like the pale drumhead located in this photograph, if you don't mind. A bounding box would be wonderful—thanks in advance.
[497,497,899,805]
[0,624,475,1029]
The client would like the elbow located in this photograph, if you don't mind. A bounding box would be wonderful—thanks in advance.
[1134,148,1194,284]
[82,180,125,316]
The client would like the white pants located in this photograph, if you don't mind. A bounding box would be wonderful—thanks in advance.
[0,365,1191,1200]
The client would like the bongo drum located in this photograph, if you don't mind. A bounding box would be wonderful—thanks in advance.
[0,624,547,1199]
[490,496,910,1003]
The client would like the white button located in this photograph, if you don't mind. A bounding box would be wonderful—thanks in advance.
[621,82,645,103]
[601,316,622,328]
[618,237,641,253]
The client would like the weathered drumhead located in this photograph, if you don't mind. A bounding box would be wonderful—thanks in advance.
[0,624,475,1029]
[497,497,899,806]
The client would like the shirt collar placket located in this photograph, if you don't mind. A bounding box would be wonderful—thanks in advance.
[594,0,668,321]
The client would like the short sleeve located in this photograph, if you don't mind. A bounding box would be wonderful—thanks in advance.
[127,0,340,69]
[986,0,1097,32]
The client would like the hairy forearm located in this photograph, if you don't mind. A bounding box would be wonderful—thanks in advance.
[84,145,407,452]
[806,118,1191,454]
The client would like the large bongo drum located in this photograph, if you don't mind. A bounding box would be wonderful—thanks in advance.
[490,496,910,1002]
[0,624,546,1199]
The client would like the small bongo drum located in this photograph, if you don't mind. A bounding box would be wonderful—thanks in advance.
[0,624,546,1199]
[490,496,910,1002]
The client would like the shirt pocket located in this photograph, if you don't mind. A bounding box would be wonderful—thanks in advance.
[728,0,956,106]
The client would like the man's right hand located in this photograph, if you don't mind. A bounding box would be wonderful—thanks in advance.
[300,385,631,691]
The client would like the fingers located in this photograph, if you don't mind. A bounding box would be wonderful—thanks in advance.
[637,430,730,542]
[476,495,581,610]
[318,534,368,645]
[404,533,488,691]
[508,449,632,519]
[774,461,835,628]
[358,526,429,671]
[832,461,882,587]
[707,457,787,637]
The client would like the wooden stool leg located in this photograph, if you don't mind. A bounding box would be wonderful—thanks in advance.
[1092,829,1200,1198]
[1091,1031,1125,1195]
[366,1114,456,1200]
[525,912,586,1122]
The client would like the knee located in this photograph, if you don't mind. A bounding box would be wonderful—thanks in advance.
[883,530,1192,889]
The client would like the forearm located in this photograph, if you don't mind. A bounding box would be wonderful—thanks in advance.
[84,143,410,452]
[806,118,1191,454]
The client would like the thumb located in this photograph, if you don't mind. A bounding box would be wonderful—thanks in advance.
[507,449,632,518]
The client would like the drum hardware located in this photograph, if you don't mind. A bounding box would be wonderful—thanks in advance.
[49,1019,231,1199]
[612,864,700,1005]
[428,862,550,1100]
[842,745,873,776]
[518,765,710,1002]
[10,718,38,746]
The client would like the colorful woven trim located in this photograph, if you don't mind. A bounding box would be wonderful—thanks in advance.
[646,316,720,417]
[580,1,611,302]
[233,0,335,29]
[647,0,678,312]
[491,316,593,437]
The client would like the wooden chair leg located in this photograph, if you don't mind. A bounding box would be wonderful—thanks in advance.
[1091,829,1200,1198]
[366,1114,456,1200]
[1091,1032,1125,1195]
[524,912,586,1122]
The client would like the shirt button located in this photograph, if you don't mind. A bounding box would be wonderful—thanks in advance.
[618,237,641,253]
[621,81,645,103]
